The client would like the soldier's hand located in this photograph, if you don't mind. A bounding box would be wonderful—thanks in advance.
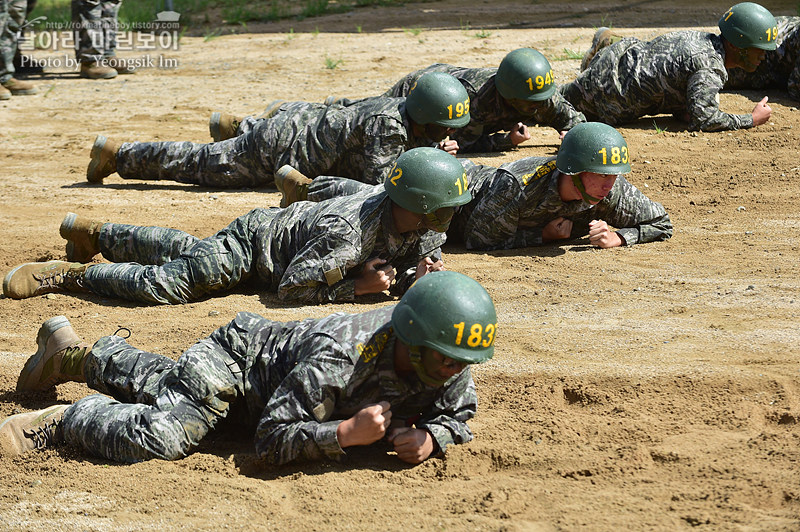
[752,96,771,126]
[510,122,531,146]
[387,427,435,464]
[354,258,396,295]
[542,217,573,242]
[415,257,445,279]
[558,130,568,141]
[588,219,623,248]
[337,401,392,448]
[438,138,459,155]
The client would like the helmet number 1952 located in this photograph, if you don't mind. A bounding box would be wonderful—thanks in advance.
[447,97,470,119]
[390,166,402,186]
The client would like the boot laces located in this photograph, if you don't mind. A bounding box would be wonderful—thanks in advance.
[24,418,62,450]
[35,267,85,292]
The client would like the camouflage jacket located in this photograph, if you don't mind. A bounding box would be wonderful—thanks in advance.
[255,187,445,302]
[725,16,800,101]
[450,156,673,250]
[561,31,753,132]
[383,63,585,152]
[237,308,477,465]
[264,97,430,185]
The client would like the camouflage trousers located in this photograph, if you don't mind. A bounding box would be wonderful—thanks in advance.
[0,0,26,82]
[62,312,282,462]
[71,0,122,63]
[84,208,277,304]
[307,175,374,202]
[116,118,279,188]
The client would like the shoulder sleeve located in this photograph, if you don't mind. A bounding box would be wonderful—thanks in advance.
[255,335,354,465]
[277,216,365,303]
[686,68,754,131]
[462,172,529,250]
[530,90,586,131]
[359,114,410,185]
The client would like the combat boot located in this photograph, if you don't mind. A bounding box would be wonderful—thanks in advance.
[0,405,69,456]
[0,84,10,100]
[209,112,242,142]
[80,61,118,79]
[60,212,104,263]
[580,27,622,71]
[17,316,88,392]
[86,135,119,183]
[275,165,312,208]
[1,77,38,95]
[105,56,135,75]
[3,261,90,300]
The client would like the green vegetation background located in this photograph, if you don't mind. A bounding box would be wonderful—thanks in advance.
[31,0,429,29]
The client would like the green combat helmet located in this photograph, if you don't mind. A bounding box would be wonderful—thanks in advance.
[404,72,471,128]
[495,47,556,101]
[384,147,471,231]
[719,2,778,50]
[392,271,497,386]
[556,122,631,203]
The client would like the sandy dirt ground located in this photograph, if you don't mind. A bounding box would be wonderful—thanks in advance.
[1,1,799,530]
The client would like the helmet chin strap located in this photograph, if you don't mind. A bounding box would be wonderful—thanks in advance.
[570,174,603,203]
[408,345,449,387]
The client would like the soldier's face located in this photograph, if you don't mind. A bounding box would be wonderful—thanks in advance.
[740,47,767,71]
[424,124,456,142]
[421,348,467,383]
[580,172,618,203]
[508,98,544,115]
[420,207,456,232]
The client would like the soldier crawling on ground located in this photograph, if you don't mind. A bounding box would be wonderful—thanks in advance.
[0,272,497,466]
[314,48,585,151]
[562,2,778,132]
[4,148,471,305]
[84,72,471,188]
[276,122,672,252]
[725,15,800,101]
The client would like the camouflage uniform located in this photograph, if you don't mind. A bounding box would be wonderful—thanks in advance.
[560,32,754,132]
[117,97,432,188]
[0,0,26,83]
[335,64,585,152]
[83,187,444,304]
[725,16,800,101]
[307,156,672,251]
[72,0,122,64]
[60,308,477,464]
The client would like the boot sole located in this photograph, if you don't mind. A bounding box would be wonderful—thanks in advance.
[59,212,78,239]
[86,135,107,184]
[60,212,100,262]
[79,69,118,80]
[209,112,222,142]
[16,316,76,392]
